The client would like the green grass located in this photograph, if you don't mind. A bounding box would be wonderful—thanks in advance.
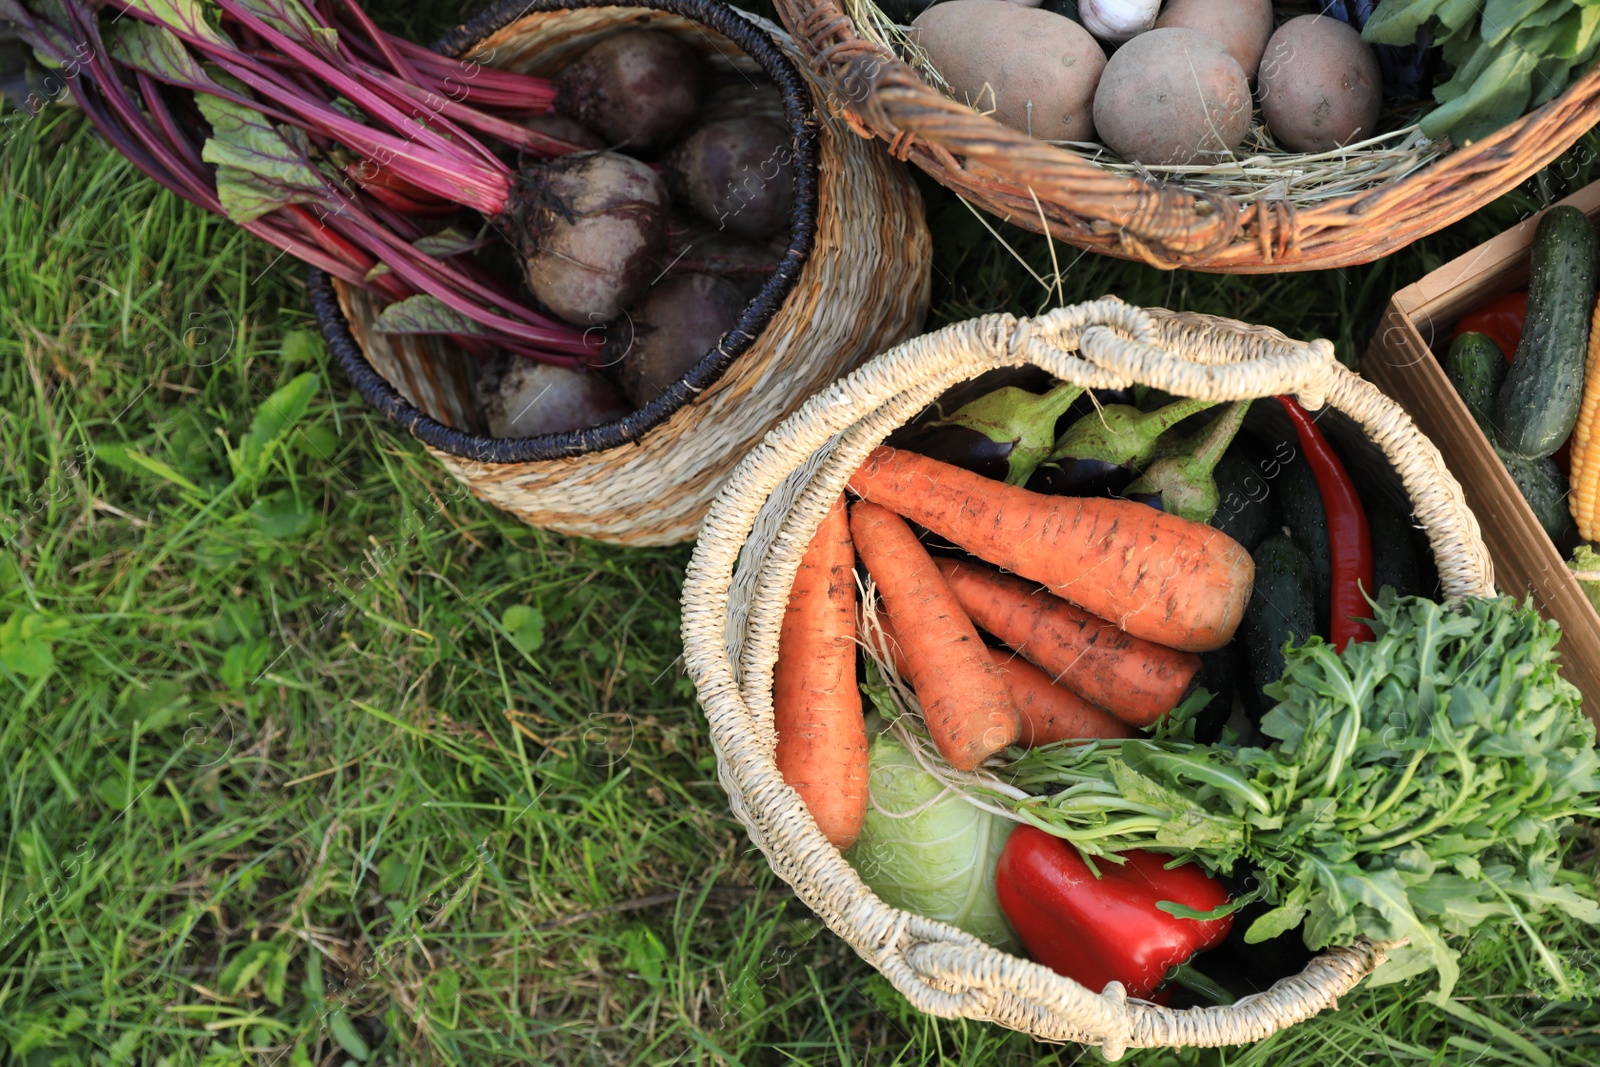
[4,3,1600,1062]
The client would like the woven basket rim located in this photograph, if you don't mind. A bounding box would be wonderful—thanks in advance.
[314,0,821,464]
[680,298,1494,1051]
[773,0,1600,272]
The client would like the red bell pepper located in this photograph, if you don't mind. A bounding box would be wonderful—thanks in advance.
[995,825,1233,1002]
[1451,291,1528,362]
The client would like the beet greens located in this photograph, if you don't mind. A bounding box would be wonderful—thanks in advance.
[1,0,705,363]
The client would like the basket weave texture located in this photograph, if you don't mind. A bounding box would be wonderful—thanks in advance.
[681,297,1495,1055]
[316,4,931,545]
[773,0,1600,273]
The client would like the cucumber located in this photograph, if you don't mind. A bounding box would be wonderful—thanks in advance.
[1192,643,1238,745]
[1239,534,1317,720]
[1210,453,1277,551]
[1494,206,1598,459]
[1275,456,1331,636]
[1365,497,1421,600]
[1443,327,1577,541]
[1442,332,1508,438]
[1502,452,1577,542]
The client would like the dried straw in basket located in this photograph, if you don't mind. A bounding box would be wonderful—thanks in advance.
[774,0,1600,272]
[312,1,931,546]
[681,297,1494,1055]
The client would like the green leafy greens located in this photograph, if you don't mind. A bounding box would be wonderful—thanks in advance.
[1365,0,1600,143]
[1000,593,1600,1000]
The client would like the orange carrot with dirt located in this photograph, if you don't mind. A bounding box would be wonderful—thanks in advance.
[850,501,1021,770]
[873,611,1135,747]
[773,494,868,849]
[935,559,1199,727]
[847,446,1253,652]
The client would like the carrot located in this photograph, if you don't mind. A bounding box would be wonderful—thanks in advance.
[936,559,1199,728]
[773,494,868,849]
[848,446,1253,652]
[850,501,1021,770]
[873,611,1134,746]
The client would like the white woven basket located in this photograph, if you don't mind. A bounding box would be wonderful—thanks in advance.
[681,297,1496,1056]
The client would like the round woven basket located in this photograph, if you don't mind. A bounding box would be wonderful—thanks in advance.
[681,297,1495,1055]
[311,0,930,545]
[772,0,1600,272]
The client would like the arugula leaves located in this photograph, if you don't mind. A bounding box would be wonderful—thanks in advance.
[1004,593,1600,998]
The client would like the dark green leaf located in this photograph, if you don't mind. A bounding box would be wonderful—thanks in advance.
[199,94,329,225]
[229,0,338,56]
[373,295,489,337]
[119,0,232,48]
[501,604,545,654]
[218,941,275,995]
[107,21,217,92]
[250,490,317,539]
[237,372,320,477]
[326,1009,370,1061]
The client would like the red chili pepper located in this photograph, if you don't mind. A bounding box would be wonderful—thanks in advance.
[1275,397,1375,650]
[995,826,1233,1002]
[1451,291,1528,363]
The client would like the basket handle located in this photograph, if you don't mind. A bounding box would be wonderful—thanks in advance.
[896,936,1397,1059]
[1015,302,1342,409]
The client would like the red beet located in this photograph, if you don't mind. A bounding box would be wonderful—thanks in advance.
[510,151,671,326]
[479,356,631,436]
[605,273,746,406]
[666,116,795,239]
[556,30,710,151]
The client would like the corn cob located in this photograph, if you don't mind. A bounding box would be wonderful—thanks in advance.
[1569,298,1600,541]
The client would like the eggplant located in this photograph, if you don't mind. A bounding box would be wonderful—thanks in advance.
[1053,397,1216,467]
[1030,397,1216,497]
[1122,401,1253,522]
[890,380,1085,485]
[1025,455,1137,497]
[889,423,1019,484]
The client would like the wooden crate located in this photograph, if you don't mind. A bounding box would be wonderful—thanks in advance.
[1365,182,1600,714]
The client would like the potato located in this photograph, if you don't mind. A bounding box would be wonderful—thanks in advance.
[1258,15,1382,153]
[1154,0,1273,81]
[1092,28,1250,165]
[911,1,1105,142]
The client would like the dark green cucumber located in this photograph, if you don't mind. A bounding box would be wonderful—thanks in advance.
[1443,327,1578,541]
[1210,453,1278,552]
[1502,452,1577,542]
[1494,206,1598,459]
[1365,498,1421,600]
[1275,456,1331,637]
[1442,332,1508,439]
[1192,643,1238,745]
[1239,534,1318,720]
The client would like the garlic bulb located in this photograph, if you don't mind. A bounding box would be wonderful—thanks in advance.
[1080,0,1161,43]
